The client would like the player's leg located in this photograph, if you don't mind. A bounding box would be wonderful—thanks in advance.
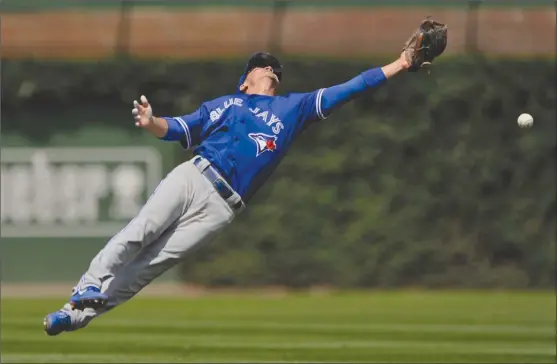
[44,157,241,335]
[67,160,194,310]
[102,162,236,311]
[44,159,194,336]
[66,200,234,332]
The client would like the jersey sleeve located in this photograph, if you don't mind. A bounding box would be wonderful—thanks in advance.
[295,88,328,124]
[296,67,388,125]
[161,105,208,150]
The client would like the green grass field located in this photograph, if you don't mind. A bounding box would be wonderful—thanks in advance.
[2,290,555,363]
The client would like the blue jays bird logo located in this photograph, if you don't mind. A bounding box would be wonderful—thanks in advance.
[248,133,278,157]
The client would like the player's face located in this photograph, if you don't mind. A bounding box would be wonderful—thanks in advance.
[247,66,280,85]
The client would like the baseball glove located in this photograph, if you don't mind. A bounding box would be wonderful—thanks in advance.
[403,17,448,72]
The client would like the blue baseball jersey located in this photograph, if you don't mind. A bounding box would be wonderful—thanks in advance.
[164,89,327,202]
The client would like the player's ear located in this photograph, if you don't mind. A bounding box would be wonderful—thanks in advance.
[239,83,248,93]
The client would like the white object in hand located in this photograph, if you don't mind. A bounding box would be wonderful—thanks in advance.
[517,113,533,128]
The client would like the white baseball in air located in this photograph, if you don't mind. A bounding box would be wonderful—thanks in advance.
[517,113,533,128]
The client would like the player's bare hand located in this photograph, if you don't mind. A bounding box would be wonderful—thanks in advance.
[132,95,154,128]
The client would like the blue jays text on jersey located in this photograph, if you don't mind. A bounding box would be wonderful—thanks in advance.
[161,67,388,203]
[162,89,327,202]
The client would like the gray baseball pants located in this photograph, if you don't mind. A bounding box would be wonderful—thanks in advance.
[62,156,243,330]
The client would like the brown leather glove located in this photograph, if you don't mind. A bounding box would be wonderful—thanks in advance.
[403,17,448,72]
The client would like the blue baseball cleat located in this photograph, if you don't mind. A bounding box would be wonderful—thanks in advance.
[43,311,72,336]
[69,286,108,311]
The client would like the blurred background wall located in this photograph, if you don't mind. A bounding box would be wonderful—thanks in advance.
[1,0,555,289]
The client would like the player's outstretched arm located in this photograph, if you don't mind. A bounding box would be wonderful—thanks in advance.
[132,95,204,151]
[317,53,409,118]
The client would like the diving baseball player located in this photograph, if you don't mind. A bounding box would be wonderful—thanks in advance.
[44,19,447,335]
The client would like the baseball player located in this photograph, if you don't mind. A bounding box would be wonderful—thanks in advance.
[44,20,447,335]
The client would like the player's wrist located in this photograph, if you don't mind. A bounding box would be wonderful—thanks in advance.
[399,52,411,70]
[381,59,406,79]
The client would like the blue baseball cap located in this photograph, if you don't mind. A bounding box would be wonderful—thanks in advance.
[236,52,283,93]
